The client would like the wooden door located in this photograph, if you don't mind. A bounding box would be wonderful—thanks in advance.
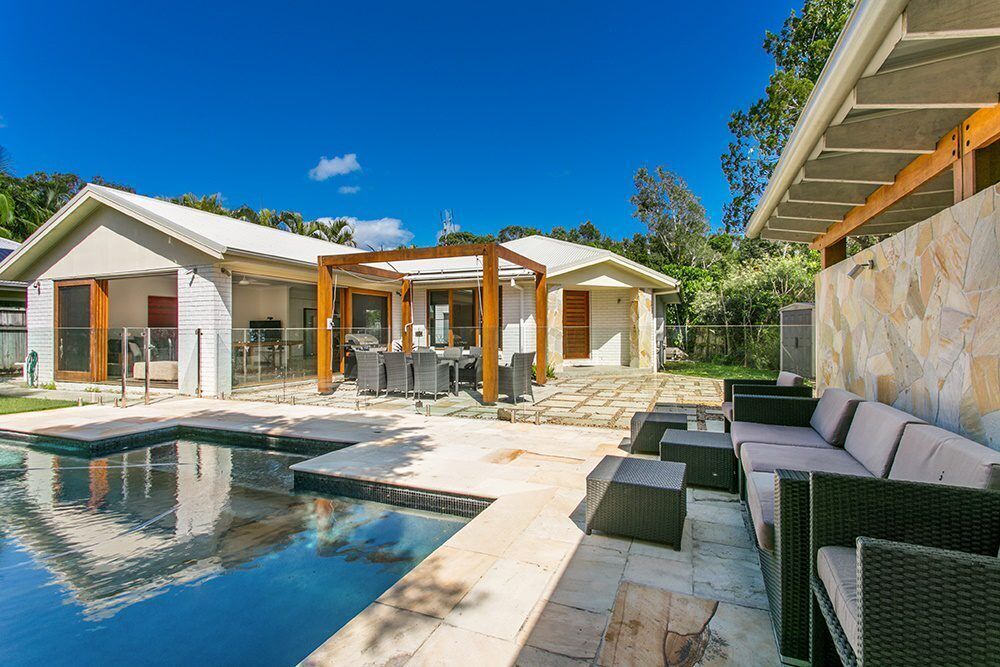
[54,278,108,382]
[562,290,590,359]
[147,296,178,328]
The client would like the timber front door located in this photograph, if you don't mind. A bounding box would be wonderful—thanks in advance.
[562,290,590,359]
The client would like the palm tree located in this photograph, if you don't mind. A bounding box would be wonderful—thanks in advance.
[277,211,311,235]
[0,146,11,176]
[309,217,356,246]
[0,193,14,239]
[171,193,229,215]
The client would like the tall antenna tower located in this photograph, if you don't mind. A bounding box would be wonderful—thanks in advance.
[439,209,456,238]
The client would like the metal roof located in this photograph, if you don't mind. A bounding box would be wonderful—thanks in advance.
[747,0,1000,243]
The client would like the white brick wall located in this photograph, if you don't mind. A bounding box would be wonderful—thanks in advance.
[177,265,232,397]
[588,288,631,366]
[26,280,54,384]
[391,290,402,350]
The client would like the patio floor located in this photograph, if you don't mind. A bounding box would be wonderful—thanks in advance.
[0,398,776,666]
[232,372,726,431]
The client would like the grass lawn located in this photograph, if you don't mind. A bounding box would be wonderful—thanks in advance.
[0,396,79,415]
[660,361,778,381]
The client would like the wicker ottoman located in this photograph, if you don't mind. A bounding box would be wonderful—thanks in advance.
[629,411,687,454]
[585,456,687,548]
[659,430,736,492]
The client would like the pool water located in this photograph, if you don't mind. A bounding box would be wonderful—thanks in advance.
[0,439,466,666]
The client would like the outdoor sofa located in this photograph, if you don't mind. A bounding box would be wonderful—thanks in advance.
[808,423,1000,665]
[730,389,923,664]
[721,371,810,432]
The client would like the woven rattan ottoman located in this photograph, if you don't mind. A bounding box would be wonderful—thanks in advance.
[585,456,687,548]
[629,411,687,454]
[659,430,736,492]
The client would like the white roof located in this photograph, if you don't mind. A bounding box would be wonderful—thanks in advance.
[0,185,678,290]
[503,235,678,288]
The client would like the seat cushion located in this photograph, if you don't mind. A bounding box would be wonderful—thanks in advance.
[741,443,874,479]
[809,388,863,447]
[746,472,776,551]
[844,402,923,477]
[889,423,1000,489]
[776,371,804,387]
[730,421,834,457]
[721,401,734,423]
[817,546,860,655]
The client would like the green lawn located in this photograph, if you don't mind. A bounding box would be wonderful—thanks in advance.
[660,361,778,381]
[0,396,79,415]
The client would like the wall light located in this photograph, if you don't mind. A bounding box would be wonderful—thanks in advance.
[847,259,875,279]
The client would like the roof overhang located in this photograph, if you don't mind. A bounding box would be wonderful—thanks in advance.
[747,0,1000,245]
[549,255,680,290]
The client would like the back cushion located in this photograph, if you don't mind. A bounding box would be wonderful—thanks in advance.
[776,371,804,387]
[890,424,1000,489]
[809,388,863,446]
[844,402,922,477]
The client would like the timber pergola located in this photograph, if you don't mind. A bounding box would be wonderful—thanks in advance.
[316,243,547,404]
[746,0,1000,266]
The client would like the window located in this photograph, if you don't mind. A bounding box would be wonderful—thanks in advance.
[426,287,502,348]
[351,292,389,345]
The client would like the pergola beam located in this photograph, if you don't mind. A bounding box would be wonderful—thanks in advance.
[811,105,1000,249]
[902,0,1000,40]
[824,108,969,153]
[854,46,1000,109]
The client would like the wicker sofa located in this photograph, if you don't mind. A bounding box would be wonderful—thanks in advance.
[730,389,930,664]
[809,424,1000,665]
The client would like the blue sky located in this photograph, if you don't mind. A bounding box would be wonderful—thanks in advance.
[2,1,799,247]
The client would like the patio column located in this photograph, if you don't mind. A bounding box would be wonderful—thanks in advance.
[317,264,333,393]
[401,279,413,352]
[534,272,547,385]
[482,244,499,404]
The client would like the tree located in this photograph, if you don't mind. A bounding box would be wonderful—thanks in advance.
[629,166,715,267]
[438,230,494,246]
[169,192,228,215]
[721,0,855,232]
[310,217,356,246]
[496,225,542,242]
[0,146,10,176]
[0,193,14,239]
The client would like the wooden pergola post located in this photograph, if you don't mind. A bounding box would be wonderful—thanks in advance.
[481,244,499,404]
[317,264,334,393]
[821,239,847,269]
[401,279,413,352]
[534,272,547,385]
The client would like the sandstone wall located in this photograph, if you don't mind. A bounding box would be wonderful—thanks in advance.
[816,185,1000,449]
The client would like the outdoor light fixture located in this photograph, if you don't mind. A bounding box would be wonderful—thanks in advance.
[847,259,875,279]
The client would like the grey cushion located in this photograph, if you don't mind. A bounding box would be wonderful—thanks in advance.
[746,471,776,551]
[776,371,804,387]
[889,423,1000,489]
[817,546,860,656]
[844,402,922,477]
[731,421,835,457]
[741,443,874,479]
[809,388,864,447]
[721,401,734,423]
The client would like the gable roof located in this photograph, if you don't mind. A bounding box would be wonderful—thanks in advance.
[502,235,678,288]
[0,185,678,290]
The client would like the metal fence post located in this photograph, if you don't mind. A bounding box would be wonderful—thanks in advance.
[144,327,150,405]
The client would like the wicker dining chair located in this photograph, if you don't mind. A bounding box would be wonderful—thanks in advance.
[498,351,535,404]
[383,351,413,397]
[412,350,452,399]
[355,350,386,396]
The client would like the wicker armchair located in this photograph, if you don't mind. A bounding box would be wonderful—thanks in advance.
[412,350,452,398]
[383,352,413,397]
[721,374,811,432]
[458,355,482,389]
[809,472,1000,666]
[498,352,534,404]
[355,350,386,396]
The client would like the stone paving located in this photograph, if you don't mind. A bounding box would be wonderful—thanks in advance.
[232,371,725,431]
[1,399,776,666]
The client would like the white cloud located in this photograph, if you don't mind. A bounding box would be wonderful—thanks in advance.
[436,220,460,240]
[338,185,361,194]
[317,216,413,250]
[308,153,361,181]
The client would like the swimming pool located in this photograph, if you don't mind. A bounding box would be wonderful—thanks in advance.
[0,437,467,666]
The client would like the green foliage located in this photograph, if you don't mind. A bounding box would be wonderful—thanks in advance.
[630,167,714,267]
[531,362,556,379]
[721,0,855,232]
[438,230,495,246]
